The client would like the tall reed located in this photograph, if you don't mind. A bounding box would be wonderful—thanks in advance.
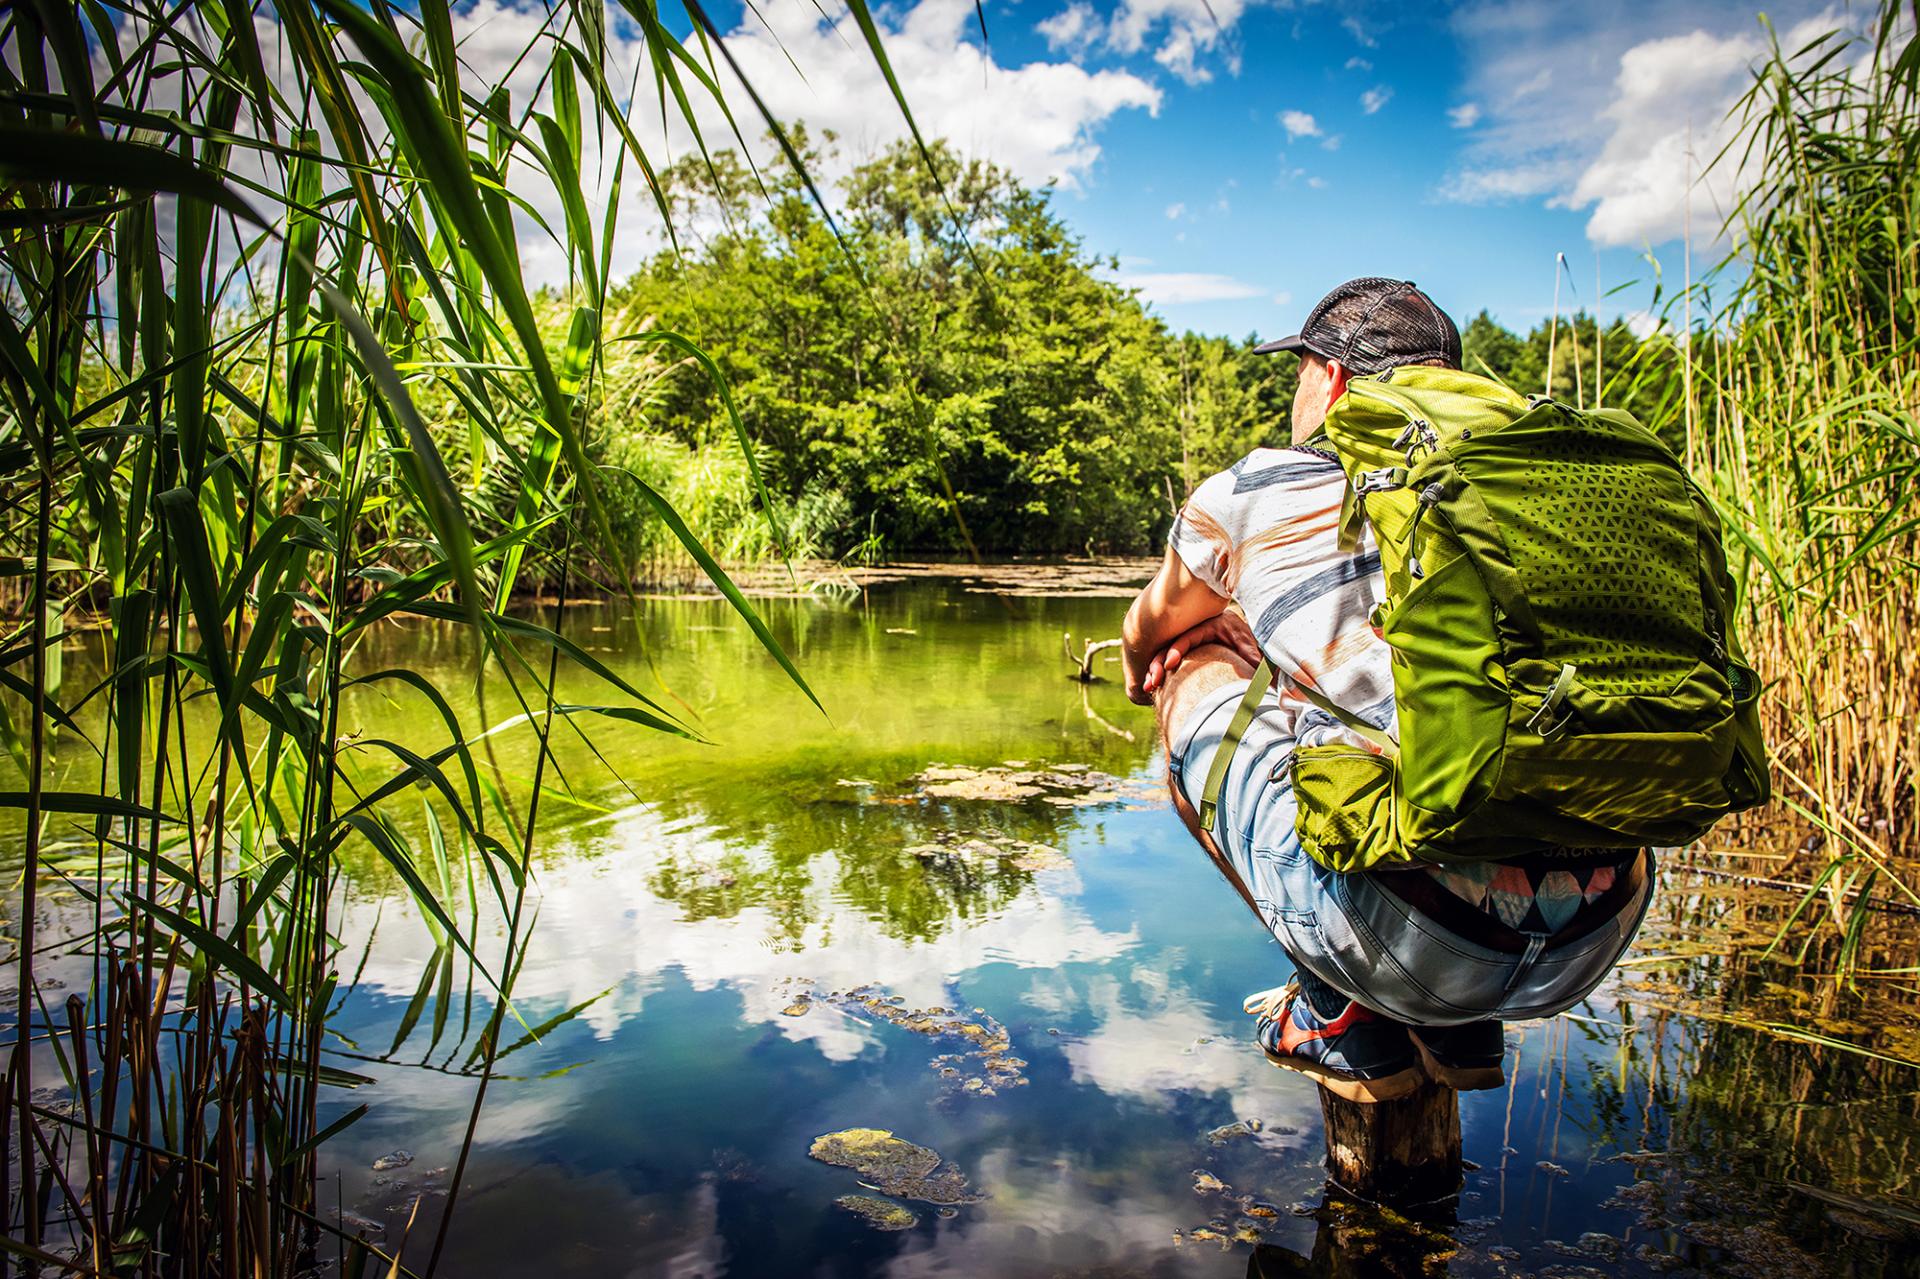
[1691,3,1919,973]
[0,0,932,1270]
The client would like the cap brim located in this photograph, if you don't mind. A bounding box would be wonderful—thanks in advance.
[1252,333,1310,356]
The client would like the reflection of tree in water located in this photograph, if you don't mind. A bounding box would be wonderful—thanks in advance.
[642,763,1134,947]
[1554,879,1920,1270]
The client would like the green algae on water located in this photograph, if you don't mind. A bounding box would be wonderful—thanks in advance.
[834,1195,918,1231]
[809,1129,980,1205]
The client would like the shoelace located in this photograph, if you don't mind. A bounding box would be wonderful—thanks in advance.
[1241,980,1300,1023]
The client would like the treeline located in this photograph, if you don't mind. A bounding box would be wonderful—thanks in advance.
[588,135,1688,567]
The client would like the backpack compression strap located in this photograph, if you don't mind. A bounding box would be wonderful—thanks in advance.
[1196,657,1398,833]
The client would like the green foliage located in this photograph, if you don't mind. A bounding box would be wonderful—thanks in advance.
[608,137,1300,560]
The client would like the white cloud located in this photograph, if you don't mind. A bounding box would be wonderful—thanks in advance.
[1306,175,1327,189]
[98,0,1166,293]
[1061,973,1325,1134]
[1117,271,1265,305]
[1623,308,1665,338]
[1560,20,1854,245]
[1278,109,1321,140]
[1436,1,1865,247]
[1344,56,1373,71]
[1436,159,1569,203]
[1272,290,1293,306]
[1165,201,1187,219]
[1448,102,1483,128]
[1104,0,1258,85]
[1342,15,1378,48]
[1360,84,1394,114]
[698,0,1165,193]
[1038,1,1102,53]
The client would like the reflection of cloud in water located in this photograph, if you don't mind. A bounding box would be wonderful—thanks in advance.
[1060,972,1323,1141]
[868,1146,1215,1277]
[335,805,1138,1060]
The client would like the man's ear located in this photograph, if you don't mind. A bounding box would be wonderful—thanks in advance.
[1325,359,1352,406]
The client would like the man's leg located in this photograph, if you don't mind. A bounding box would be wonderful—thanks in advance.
[1153,642,1263,919]
[1154,643,1427,1103]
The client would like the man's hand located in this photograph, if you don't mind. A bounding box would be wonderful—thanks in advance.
[1122,545,1233,704]
[1142,611,1262,698]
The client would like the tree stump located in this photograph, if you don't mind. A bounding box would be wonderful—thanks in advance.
[1316,1078,1462,1204]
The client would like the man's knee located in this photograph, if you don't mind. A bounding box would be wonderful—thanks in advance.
[1154,642,1258,748]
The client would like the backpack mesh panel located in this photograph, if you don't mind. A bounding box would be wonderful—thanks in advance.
[1472,413,1705,695]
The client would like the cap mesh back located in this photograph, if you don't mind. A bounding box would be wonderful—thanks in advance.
[1302,279,1463,374]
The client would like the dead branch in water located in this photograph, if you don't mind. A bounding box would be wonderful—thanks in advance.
[1062,632,1122,683]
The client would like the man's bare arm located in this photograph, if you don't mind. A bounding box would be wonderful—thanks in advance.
[1121,546,1233,704]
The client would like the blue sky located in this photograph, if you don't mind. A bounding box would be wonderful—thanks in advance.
[116,0,1849,339]
[665,0,1845,339]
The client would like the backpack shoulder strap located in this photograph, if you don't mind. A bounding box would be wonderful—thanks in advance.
[1198,657,1271,833]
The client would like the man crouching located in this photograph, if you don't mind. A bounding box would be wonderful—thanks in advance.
[1121,278,1653,1102]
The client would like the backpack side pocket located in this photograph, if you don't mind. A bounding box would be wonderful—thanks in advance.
[1292,746,1416,872]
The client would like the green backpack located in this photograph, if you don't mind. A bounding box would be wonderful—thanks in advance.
[1199,365,1769,872]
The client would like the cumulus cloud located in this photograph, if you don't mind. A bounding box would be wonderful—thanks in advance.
[1563,22,1824,245]
[1038,0,1279,83]
[1360,84,1394,114]
[1116,271,1266,305]
[696,0,1164,191]
[1038,0,1103,52]
[1448,102,1483,128]
[1344,56,1373,71]
[1436,0,1865,247]
[1279,109,1321,140]
[97,0,1165,292]
[1165,201,1187,219]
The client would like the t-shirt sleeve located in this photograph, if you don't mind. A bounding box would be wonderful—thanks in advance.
[1167,467,1241,597]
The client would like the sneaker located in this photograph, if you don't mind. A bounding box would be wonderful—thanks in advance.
[1407,1021,1507,1091]
[1242,982,1424,1103]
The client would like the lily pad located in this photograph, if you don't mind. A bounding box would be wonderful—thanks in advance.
[835,1194,918,1231]
[809,1129,980,1205]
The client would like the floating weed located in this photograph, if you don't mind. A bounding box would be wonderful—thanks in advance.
[909,762,1163,808]
[807,983,1027,1095]
[808,1128,980,1205]
[834,1195,918,1231]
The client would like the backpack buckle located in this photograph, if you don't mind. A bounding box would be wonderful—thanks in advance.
[1525,663,1579,739]
[1354,467,1406,494]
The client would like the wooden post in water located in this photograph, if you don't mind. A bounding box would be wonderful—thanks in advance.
[1316,1078,1462,1204]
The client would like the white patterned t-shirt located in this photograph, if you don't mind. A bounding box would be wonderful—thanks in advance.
[1169,442,1395,754]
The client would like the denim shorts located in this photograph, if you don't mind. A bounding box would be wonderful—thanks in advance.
[1168,678,1654,1027]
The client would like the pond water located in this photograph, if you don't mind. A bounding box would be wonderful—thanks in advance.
[23,572,1920,1276]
